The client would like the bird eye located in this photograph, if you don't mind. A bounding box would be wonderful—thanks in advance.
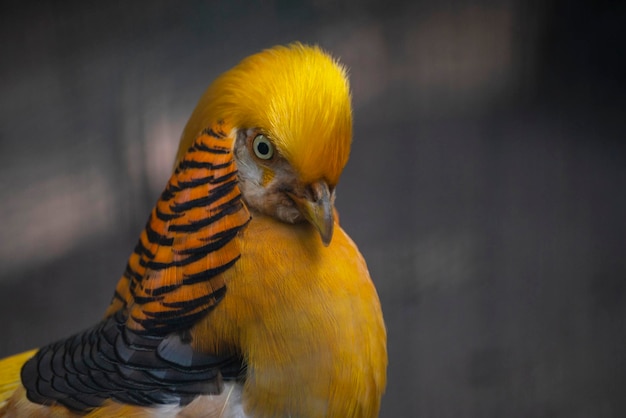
[252,134,274,160]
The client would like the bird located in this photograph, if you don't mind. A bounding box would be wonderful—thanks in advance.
[0,43,387,418]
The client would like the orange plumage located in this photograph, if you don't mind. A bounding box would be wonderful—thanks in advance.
[0,43,386,418]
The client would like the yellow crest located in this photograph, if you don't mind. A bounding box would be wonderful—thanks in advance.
[177,43,353,186]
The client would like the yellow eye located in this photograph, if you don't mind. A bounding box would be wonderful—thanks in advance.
[252,134,274,160]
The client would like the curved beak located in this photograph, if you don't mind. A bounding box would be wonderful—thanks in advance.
[286,180,334,246]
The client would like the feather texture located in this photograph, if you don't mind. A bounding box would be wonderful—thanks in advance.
[107,122,250,335]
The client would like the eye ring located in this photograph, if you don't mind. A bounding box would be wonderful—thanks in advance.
[252,134,274,160]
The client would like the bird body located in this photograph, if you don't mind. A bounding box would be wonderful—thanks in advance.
[0,43,386,418]
[198,213,386,417]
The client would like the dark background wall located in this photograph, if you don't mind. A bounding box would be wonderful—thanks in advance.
[1,1,625,417]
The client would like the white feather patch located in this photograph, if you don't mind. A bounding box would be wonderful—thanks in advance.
[175,382,248,418]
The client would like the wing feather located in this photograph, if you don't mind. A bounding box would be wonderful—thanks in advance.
[21,122,250,412]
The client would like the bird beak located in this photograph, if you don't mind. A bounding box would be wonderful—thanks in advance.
[286,180,334,246]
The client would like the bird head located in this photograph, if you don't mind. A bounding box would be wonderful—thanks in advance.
[176,43,352,246]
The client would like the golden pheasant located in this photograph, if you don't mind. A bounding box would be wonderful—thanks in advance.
[0,43,387,418]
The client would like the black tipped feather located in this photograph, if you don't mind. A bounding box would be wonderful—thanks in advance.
[21,312,243,412]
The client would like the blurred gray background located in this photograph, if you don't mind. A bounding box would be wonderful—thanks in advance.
[1,1,625,417]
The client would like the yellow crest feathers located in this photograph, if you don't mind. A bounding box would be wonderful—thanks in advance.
[177,43,353,186]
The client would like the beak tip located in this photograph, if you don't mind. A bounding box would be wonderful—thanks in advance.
[287,180,335,247]
[320,228,333,247]
[317,208,334,247]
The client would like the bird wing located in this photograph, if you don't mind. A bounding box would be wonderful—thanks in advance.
[19,122,251,413]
